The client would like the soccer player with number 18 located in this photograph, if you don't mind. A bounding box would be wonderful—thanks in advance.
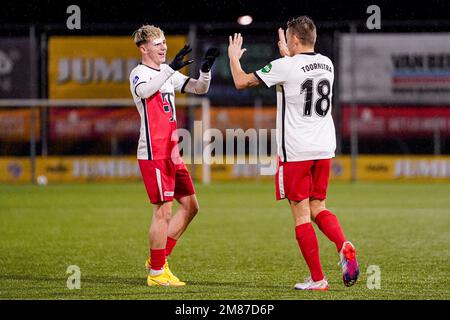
[228,16,359,290]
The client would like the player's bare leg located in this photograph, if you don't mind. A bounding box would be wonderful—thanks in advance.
[290,199,328,290]
[290,198,312,225]
[168,194,199,241]
[149,201,173,250]
[310,199,360,287]
[164,195,198,283]
[148,201,171,277]
[146,195,198,261]
[146,201,185,286]
[146,195,198,285]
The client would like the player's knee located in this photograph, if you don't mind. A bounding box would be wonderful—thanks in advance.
[156,211,172,223]
[154,210,169,222]
[187,201,199,217]
[155,203,172,221]
[310,202,326,217]
[180,196,199,217]
[298,207,310,218]
[192,203,199,216]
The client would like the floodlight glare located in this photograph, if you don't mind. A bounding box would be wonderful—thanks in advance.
[237,15,253,25]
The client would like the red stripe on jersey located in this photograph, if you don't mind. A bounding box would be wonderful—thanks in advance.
[144,91,180,160]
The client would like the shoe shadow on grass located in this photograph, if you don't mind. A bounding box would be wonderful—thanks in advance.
[185,280,285,290]
[0,274,298,293]
[1,274,285,290]
[1,274,341,299]
[1,274,272,298]
[0,274,143,286]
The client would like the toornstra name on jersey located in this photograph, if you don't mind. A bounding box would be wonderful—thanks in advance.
[301,63,332,73]
[254,53,336,163]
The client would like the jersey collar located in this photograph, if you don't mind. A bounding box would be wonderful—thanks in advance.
[139,62,161,72]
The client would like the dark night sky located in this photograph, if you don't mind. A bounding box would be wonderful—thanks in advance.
[2,0,449,25]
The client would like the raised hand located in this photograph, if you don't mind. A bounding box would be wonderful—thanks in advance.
[278,28,290,57]
[228,33,247,61]
[201,47,220,72]
[169,44,194,70]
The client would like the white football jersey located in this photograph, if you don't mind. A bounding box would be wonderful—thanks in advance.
[255,53,336,162]
[129,63,189,160]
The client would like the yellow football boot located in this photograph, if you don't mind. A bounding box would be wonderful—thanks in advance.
[145,258,185,285]
[147,269,185,287]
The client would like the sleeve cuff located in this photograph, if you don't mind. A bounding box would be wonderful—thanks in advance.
[181,78,191,93]
[253,71,270,89]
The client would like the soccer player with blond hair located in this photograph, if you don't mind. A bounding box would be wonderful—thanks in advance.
[228,16,359,290]
[130,25,219,286]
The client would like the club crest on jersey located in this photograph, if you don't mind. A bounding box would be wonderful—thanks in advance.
[133,75,139,85]
[261,63,272,73]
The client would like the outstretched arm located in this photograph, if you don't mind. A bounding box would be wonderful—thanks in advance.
[228,33,260,90]
[182,71,211,95]
[135,45,194,98]
[183,48,219,95]
[135,67,175,98]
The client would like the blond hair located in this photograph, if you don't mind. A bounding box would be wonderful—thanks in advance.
[132,25,164,47]
[287,16,316,46]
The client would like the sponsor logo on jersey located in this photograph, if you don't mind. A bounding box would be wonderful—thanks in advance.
[133,75,139,85]
[261,63,272,73]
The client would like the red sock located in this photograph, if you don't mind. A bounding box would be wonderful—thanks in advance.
[165,237,177,257]
[150,249,165,270]
[315,210,346,252]
[295,223,324,282]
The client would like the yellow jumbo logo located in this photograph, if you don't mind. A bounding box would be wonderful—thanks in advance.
[48,35,187,99]
[56,57,139,84]
[2,156,449,183]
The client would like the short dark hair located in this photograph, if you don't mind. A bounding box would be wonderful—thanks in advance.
[287,16,316,46]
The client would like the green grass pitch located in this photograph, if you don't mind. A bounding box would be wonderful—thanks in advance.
[0,181,449,300]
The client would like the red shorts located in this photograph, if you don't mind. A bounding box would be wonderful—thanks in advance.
[138,159,195,204]
[275,158,332,202]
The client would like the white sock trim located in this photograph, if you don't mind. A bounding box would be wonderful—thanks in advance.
[150,268,164,276]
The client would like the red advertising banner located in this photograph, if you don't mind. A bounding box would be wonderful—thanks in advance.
[49,107,139,140]
[49,107,189,140]
[0,109,40,141]
[341,105,450,138]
